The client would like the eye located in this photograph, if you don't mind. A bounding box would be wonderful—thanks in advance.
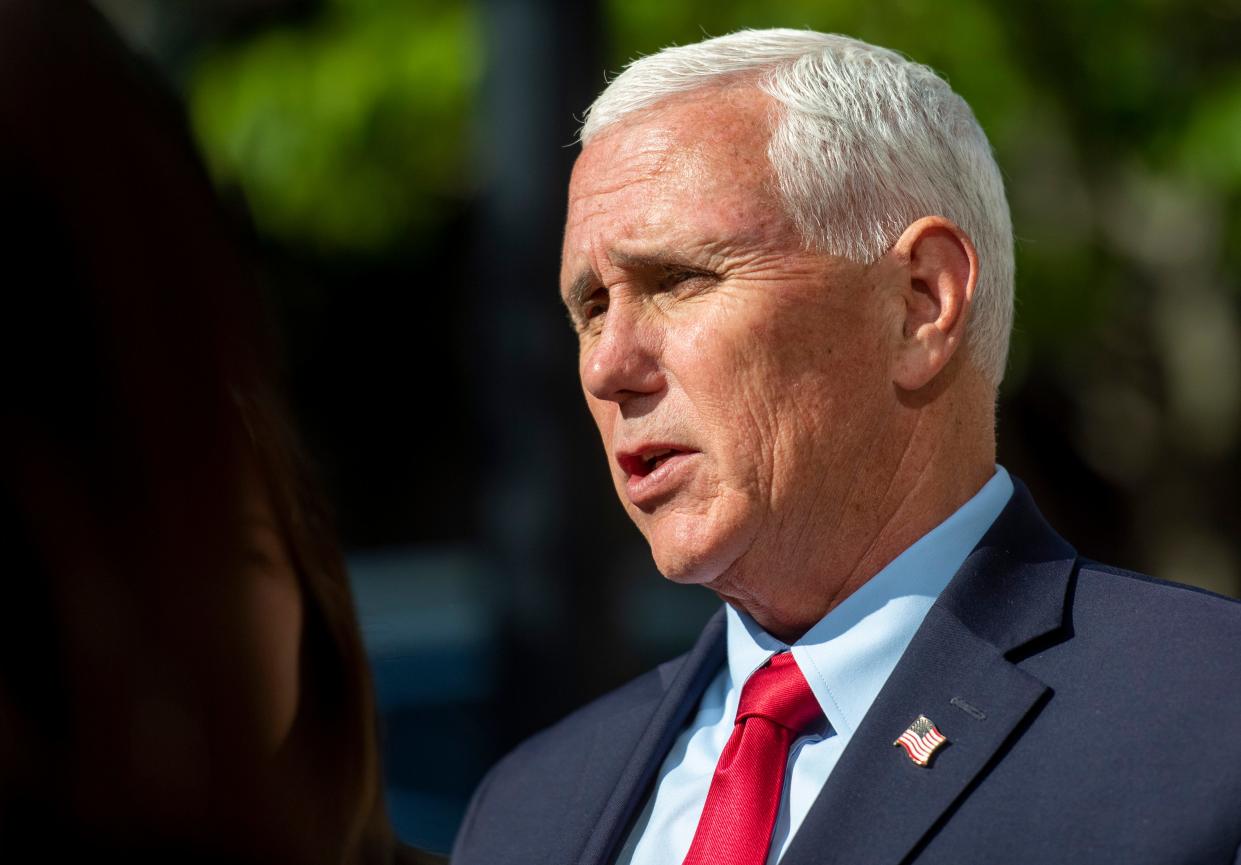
[662,268,719,295]
[582,288,609,321]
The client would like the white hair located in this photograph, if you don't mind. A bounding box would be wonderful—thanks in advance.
[580,29,1014,387]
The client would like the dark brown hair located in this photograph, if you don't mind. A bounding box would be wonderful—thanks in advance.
[0,1,401,860]
[236,386,393,864]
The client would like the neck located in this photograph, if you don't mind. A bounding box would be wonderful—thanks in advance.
[712,393,995,643]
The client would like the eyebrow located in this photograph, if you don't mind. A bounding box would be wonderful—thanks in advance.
[562,249,711,315]
[609,250,690,271]
[563,271,597,316]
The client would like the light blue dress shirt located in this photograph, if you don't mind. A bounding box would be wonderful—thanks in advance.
[615,466,1014,865]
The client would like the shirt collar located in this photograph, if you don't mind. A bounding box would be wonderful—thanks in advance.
[723,466,1014,738]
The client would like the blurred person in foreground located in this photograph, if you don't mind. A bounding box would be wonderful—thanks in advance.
[0,1,438,861]
[452,29,1241,865]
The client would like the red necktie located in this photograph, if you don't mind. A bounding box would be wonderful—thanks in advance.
[682,652,824,865]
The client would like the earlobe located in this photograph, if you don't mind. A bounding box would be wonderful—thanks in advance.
[890,217,978,392]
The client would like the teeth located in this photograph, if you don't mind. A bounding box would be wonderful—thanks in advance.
[643,448,677,471]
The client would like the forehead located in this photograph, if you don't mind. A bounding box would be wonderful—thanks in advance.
[562,86,792,281]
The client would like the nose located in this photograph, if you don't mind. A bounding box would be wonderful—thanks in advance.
[580,300,665,404]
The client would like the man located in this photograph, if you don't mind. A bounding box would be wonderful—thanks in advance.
[453,29,1241,865]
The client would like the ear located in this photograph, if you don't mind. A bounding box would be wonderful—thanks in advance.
[888,216,978,391]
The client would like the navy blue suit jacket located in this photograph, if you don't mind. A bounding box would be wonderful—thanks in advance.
[453,483,1241,864]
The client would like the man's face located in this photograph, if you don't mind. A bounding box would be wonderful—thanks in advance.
[560,86,900,594]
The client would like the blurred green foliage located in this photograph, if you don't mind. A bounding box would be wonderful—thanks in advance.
[599,1,1241,596]
[189,0,1241,333]
[190,0,480,253]
[603,0,1241,371]
[185,0,1241,594]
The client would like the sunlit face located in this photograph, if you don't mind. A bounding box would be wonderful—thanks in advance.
[560,86,900,595]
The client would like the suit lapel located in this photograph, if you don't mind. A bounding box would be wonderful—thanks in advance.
[780,607,1050,865]
[782,482,1077,865]
[577,608,727,865]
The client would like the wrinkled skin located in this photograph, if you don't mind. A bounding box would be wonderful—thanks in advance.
[560,85,994,640]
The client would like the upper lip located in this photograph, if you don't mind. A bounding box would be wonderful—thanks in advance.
[615,443,695,478]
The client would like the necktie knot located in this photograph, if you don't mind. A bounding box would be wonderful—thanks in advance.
[681,651,823,865]
[736,652,823,734]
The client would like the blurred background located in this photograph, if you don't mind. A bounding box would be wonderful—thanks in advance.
[85,0,1241,855]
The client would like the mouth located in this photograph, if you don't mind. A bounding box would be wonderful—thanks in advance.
[617,445,692,479]
[615,444,698,507]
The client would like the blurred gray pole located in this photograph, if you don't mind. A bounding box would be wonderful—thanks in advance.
[471,0,607,730]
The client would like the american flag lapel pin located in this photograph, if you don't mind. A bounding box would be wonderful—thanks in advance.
[893,715,948,766]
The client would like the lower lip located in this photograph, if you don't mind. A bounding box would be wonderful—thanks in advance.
[625,452,697,507]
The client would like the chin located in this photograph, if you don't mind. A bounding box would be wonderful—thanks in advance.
[645,514,751,588]
[651,553,719,586]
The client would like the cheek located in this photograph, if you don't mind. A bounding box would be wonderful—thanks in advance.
[678,316,786,452]
[693,295,888,493]
[239,559,303,751]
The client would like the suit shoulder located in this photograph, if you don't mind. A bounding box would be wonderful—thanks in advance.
[451,649,702,864]
[1061,559,1241,689]
[1075,558,1241,620]
[483,649,691,779]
